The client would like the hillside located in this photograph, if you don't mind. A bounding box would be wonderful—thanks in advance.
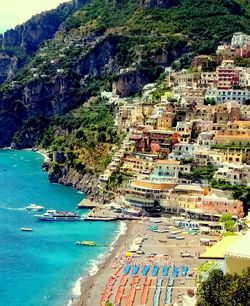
[0,0,249,152]
[0,0,89,84]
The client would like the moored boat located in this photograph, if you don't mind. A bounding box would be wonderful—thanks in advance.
[20,228,33,232]
[35,210,81,221]
[75,241,96,246]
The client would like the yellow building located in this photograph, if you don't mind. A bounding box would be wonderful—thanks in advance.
[157,112,175,130]
[161,185,205,211]
[213,135,250,147]
[225,232,250,275]
[120,156,155,176]
[224,148,250,164]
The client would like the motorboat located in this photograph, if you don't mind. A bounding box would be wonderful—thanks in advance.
[25,204,44,211]
[75,241,96,246]
[20,228,33,232]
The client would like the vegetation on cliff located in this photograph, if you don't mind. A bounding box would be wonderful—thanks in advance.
[39,97,121,174]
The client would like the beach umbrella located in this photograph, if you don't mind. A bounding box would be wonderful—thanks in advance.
[125,251,133,257]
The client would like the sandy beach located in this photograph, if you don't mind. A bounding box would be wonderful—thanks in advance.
[76,221,135,306]
[75,218,214,306]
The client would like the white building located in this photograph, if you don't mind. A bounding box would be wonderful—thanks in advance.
[231,32,250,48]
[196,132,214,150]
[150,160,191,184]
[168,143,194,161]
[214,162,250,186]
[205,89,250,104]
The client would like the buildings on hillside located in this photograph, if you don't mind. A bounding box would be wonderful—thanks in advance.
[99,32,250,221]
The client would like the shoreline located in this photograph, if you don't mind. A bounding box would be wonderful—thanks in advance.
[74,220,134,306]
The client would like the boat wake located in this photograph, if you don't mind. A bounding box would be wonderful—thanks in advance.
[0,205,25,211]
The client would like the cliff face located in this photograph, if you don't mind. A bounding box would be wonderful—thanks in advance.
[48,164,110,203]
[0,75,79,147]
[140,0,180,9]
[113,69,157,97]
[0,0,89,85]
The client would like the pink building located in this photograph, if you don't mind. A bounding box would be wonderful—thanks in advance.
[236,45,250,58]
[202,196,244,218]
[217,67,239,89]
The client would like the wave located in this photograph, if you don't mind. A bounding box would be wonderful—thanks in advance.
[77,191,83,194]
[110,221,127,247]
[71,276,83,296]
[0,205,25,211]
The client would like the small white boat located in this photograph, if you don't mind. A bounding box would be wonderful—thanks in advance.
[20,228,33,232]
[25,204,44,211]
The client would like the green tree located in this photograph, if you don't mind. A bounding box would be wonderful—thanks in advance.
[196,268,250,306]
[219,213,234,223]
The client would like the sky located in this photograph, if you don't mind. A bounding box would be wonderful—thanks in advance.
[0,0,70,34]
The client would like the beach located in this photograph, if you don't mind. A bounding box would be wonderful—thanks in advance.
[76,221,135,306]
[76,218,213,306]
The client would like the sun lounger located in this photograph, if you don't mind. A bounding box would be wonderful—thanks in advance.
[131,265,140,275]
[162,265,169,277]
[152,265,159,277]
[142,265,150,276]
[123,264,131,275]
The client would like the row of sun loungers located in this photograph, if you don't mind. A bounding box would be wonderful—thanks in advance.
[114,275,128,305]
[123,264,186,277]
[153,278,163,306]
[126,276,141,306]
[140,277,151,305]
[100,275,118,306]
[165,287,173,305]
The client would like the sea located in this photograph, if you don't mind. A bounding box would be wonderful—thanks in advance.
[0,149,121,306]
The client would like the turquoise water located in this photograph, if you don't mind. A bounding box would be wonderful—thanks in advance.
[0,150,119,306]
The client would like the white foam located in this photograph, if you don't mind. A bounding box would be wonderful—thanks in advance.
[71,276,82,296]
[110,221,127,247]
[88,258,100,276]
[77,191,83,194]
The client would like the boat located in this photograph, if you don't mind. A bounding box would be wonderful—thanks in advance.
[20,228,33,232]
[35,210,81,221]
[75,241,96,246]
[25,204,44,211]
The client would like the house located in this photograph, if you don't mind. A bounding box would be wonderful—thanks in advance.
[223,148,250,164]
[150,160,191,184]
[120,156,155,177]
[213,135,250,147]
[125,180,176,209]
[168,143,194,161]
[205,89,250,104]
[231,32,250,48]
[202,193,244,218]
[214,162,250,186]
[196,132,214,150]
[156,112,175,130]
[224,231,250,275]
[160,184,204,212]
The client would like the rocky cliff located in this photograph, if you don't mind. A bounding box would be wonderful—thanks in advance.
[48,164,110,203]
[0,0,89,85]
